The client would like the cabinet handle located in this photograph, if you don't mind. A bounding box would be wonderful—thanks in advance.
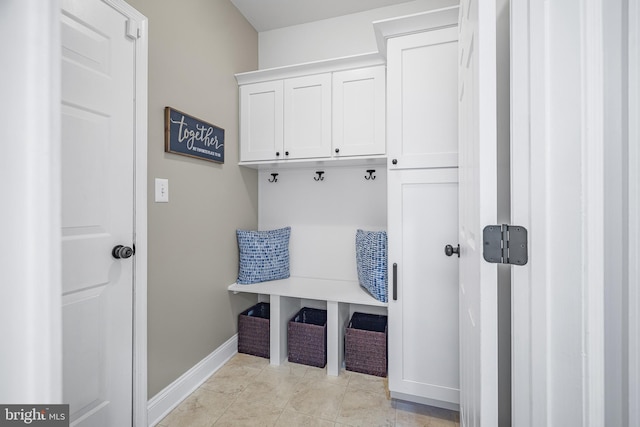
[276,152,280,157]
[392,159,398,165]
[393,263,398,301]
[285,151,289,156]
[335,148,340,154]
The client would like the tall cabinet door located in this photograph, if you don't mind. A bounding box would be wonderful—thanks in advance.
[284,73,332,159]
[239,80,284,162]
[386,21,460,410]
[387,168,460,408]
[387,27,458,170]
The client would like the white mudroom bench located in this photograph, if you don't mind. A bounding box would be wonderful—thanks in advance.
[228,275,386,376]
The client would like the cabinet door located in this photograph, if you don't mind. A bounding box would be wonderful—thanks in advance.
[284,74,332,159]
[387,27,458,169]
[332,66,386,157]
[239,80,283,162]
[387,168,460,408]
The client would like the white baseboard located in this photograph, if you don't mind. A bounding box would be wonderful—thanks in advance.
[147,334,237,426]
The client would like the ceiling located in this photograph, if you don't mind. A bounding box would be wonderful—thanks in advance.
[229,0,416,32]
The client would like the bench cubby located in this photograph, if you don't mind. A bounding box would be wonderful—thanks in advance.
[229,276,387,376]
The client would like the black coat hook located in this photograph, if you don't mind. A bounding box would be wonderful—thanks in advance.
[268,173,278,183]
[365,169,376,180]
[314,171,324,181]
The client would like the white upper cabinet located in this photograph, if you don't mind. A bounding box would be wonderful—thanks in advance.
[332,66,386,157]
[236,55,387,165]
[386,27,458,169]
[239,80,284,162]
[284,73,332,160]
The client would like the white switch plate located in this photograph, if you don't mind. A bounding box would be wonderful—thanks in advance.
[155,178,169,202]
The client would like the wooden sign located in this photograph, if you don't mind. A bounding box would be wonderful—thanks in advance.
[164,107,224,163]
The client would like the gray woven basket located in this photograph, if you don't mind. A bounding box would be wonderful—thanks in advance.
[287,307,327,368]
[238,302,270,359]
[345,312,387,377]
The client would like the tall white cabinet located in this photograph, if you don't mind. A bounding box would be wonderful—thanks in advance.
[380,7,461,410]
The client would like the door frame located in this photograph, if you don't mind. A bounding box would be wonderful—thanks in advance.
[0,0,63,404]
[0,0,148,424]
[511,0,606,425]
[629,0,640,424]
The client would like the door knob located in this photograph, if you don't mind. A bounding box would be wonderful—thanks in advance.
[444,244,460,258]
[112,245,134,259]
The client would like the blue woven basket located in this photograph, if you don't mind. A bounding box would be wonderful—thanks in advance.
[355,230,388,303]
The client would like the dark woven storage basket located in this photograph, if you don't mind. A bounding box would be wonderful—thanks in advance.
[345,312,388,377]
[287,307,327,368]
[238,302,270,358]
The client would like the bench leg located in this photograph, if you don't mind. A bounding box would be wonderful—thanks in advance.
[327,301,350,376]
[270,295,300,366]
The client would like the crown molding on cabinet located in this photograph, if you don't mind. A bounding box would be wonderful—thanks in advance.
[373,5,459,59]
[234,52,385,85]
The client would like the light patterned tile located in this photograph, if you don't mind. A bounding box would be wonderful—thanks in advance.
[335,389,396,427]
[236,365,303,409]
[346,371,389,396]
[303,366,352,388]
[286,378,347,421]
[159,387,235,427]
[213,400,282,427]
[201,354,268,395]
[274,408,335,427]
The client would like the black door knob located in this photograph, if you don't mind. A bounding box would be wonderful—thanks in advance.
[444,244,460,257]
[112,245,134,259]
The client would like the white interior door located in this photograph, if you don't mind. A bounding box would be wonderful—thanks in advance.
[457,0,498,425]
[61,1,136,425]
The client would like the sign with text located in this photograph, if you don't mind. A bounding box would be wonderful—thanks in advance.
[164,107,224,163]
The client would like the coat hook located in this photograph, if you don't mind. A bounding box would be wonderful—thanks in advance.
[365,169,376,180]
[268,173,278,183]
[314,171,325,181]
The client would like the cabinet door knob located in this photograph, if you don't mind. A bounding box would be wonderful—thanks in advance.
[276,152,280,157]
[285,151,289,156]
[392,159,398,165]
[335,148,340,154]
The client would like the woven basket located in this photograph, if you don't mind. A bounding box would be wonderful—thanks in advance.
[287,307,327,368]
[238,302,270,358]
[345,312,387,377]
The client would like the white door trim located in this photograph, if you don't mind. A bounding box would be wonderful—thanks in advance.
[100,1,149,426]
[628,0,640,424]
[581,0,606,423]
[0,0,63,404]
[0,0,147,422]
[511,0,606,425]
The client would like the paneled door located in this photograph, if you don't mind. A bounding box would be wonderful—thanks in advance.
[387,168,460,409]
[61,0,137,425]
[457,0,499,425]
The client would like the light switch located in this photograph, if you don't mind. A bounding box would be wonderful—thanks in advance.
[155,178,169,202]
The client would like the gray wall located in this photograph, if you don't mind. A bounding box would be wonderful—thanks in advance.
[125,0,259,398]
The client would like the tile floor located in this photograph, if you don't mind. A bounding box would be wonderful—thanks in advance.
[157,353,460,427]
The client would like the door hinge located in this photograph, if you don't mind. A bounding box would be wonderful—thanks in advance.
[483,224,528,266]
